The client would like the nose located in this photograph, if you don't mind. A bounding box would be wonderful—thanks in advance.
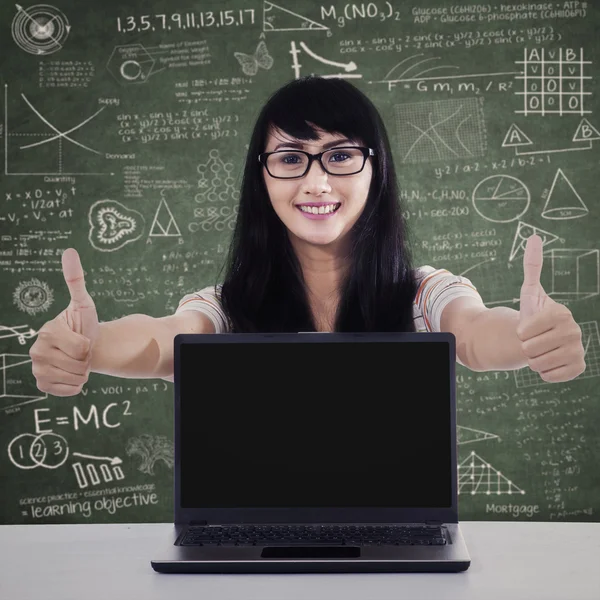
[301,157,331,194]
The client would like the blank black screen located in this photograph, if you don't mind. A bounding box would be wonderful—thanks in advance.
[180,340,452,508]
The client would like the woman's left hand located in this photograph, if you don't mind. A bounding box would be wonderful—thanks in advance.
[516,234,587,383]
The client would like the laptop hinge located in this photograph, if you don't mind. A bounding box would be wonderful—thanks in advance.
[189,520,208,526]
[424,520,443,526]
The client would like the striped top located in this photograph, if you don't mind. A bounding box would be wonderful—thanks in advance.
[175,266,484,366]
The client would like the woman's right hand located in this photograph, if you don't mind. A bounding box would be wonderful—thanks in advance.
[29,248,100,397]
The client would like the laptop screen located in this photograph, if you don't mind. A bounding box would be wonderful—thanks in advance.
[180,339,452,509]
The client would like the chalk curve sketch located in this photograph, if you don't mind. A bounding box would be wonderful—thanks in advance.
[11,3,70,55]
[13,278,54,316]
[88,200,145,252]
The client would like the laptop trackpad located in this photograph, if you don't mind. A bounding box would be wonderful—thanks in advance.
[261,546,360,559]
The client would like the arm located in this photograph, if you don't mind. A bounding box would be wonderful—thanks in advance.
[91,311,215,381]
[440,296,528,372]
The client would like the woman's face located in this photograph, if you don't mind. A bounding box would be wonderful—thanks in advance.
[262,125,373,249]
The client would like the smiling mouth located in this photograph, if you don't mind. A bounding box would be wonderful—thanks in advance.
[296,203,341,215]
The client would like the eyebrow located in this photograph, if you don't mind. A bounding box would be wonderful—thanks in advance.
[272,138,356,151]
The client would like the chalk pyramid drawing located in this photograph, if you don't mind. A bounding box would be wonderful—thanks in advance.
[541,168,588,220]
[263,1,329,32]
[0,353,47,411]
[509,221,561,262]
[457,425,500,445]
[148,198,181,238]
[458,451,526,495]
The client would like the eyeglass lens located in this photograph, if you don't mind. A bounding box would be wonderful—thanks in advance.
[266,148,366,178]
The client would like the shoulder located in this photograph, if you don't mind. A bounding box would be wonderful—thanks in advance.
[175,284,227,332]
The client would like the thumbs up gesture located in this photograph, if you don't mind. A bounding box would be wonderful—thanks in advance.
[516,235,586,382]
[29,248,99,396]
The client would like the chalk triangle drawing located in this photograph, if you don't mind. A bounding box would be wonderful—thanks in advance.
[572,118,600,142]
[502,123,533,147]
[458,451,526,495]
[263,1,329,32]
[149,198,182,238]
[509,221,561,262]
[457,425,500,445]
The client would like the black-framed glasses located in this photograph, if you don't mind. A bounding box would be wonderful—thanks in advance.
[258,146,375,179]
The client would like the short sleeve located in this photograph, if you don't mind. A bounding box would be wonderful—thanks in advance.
[414,266,484,334]
[175,285,228,333]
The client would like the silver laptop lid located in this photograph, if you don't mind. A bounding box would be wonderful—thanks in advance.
[173,332,458,525]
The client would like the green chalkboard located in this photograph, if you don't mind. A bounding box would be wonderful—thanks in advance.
[1,0,599,524]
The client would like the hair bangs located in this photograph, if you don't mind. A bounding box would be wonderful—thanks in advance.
[261,76,376,148]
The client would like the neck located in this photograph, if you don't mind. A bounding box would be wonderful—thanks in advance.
[290,236,349,305]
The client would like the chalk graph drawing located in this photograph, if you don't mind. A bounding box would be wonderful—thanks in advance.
[88,200,145,251]
[71,454,125,489]
[126,434,174,475]
[3,83,112,176]
[395,98,486,164]
[458,451,525,496]
[472,175,530,224]
[0,354,47,412]
[263,1,329,33]
[457,425,500,445]
[515,321,600,388]
[11,3,70,55]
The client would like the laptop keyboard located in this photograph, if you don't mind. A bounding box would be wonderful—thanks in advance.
[180,524,447,547]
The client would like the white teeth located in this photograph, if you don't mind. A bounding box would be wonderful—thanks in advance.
[299,204,339,214]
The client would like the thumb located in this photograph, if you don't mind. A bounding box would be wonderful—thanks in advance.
[61,248,99,342]
[519,234,544,321]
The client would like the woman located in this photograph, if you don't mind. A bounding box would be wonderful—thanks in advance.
[177,75,482,336]
[30,76,585,396]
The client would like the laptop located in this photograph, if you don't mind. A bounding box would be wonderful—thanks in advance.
[151,331,471,574]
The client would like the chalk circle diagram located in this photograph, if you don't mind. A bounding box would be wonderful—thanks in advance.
[472,175,530,223]
[13,278,54,316]
[8,431,69,470]
[88,200,145,252]
[11,4,70,55]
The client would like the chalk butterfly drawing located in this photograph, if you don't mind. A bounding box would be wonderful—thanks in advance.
[234,41,273,76]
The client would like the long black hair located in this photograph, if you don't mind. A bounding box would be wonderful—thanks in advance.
[218,75,418,333]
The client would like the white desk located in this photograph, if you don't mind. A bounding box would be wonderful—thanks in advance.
[0,522,598,600]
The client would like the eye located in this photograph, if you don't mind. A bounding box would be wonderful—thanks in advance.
[329,151,351,162]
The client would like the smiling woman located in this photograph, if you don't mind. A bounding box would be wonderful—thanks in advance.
[173,75,486,340]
